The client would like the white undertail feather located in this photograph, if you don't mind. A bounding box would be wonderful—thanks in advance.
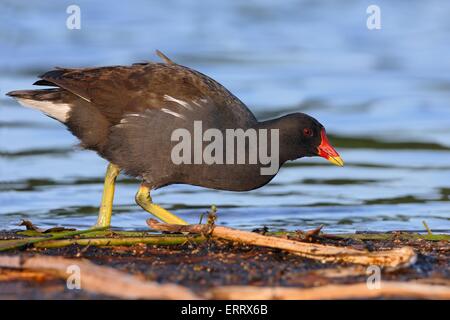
[15,98,71,123]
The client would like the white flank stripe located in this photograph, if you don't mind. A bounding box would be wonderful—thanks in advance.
[163,94,193,110]
[161,108,185,119]
[192,100,203,107]
[16,98,71,122]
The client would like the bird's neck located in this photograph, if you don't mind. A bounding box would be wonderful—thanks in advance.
[256,116,302,164]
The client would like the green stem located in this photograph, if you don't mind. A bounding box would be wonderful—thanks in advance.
[422,220,433,235]
[35,235,205,248]
[0,227,107,252]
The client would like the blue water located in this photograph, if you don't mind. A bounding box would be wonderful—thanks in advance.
[1,0,450,233]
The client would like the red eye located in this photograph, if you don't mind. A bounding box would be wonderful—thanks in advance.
[303,128,312,137]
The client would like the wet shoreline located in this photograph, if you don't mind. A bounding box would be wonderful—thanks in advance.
[0,228,448,299]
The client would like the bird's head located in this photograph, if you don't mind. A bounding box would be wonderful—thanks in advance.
[276,113,344,166]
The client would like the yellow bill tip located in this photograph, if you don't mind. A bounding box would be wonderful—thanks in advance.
[327,156,344,167]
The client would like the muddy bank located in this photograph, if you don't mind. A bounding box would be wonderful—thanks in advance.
[0,228,448,299]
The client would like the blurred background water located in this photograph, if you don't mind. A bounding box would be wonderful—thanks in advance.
[0,0,449,233]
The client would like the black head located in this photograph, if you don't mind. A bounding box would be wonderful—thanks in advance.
[264,113,343,166]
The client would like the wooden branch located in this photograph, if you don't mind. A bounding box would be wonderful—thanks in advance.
[1,255,448,300]
[0,255,199,300]
[147,219,416,269]
[207,282,450,300]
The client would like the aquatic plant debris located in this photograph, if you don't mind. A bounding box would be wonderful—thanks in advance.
[0,227,108,252]
[0,254,448,299]
[0,226,448,299]
[19,219,76,233]
[147,219,417,269]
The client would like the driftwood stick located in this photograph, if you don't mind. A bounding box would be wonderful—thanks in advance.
[147,219,416,269]
[1,255,447,300]
[207,282,450,300]
[0,255,199,300]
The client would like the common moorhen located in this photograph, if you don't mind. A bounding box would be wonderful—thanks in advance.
[7,51,343,227]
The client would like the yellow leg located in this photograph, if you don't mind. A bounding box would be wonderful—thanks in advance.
[135,184,188,225]
[94,163,121,228]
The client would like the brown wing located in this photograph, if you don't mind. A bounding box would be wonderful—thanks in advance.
[37,54,257,127]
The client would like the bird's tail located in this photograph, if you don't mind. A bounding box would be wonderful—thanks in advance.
[6,89,71,123]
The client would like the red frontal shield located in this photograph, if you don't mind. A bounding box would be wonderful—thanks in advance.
[317,129,344,166]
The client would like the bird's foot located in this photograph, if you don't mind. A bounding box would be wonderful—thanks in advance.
[135,184,189,225]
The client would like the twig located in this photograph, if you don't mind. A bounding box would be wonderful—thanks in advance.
[147,219,416,269]
[18,220,45,233]
[19,219,76,233]
[207,282,450,300]
[0,255,199,300]
[305,224,324,237]
[294,225,324,242]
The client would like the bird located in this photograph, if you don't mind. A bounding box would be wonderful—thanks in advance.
[6,50,343,228]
